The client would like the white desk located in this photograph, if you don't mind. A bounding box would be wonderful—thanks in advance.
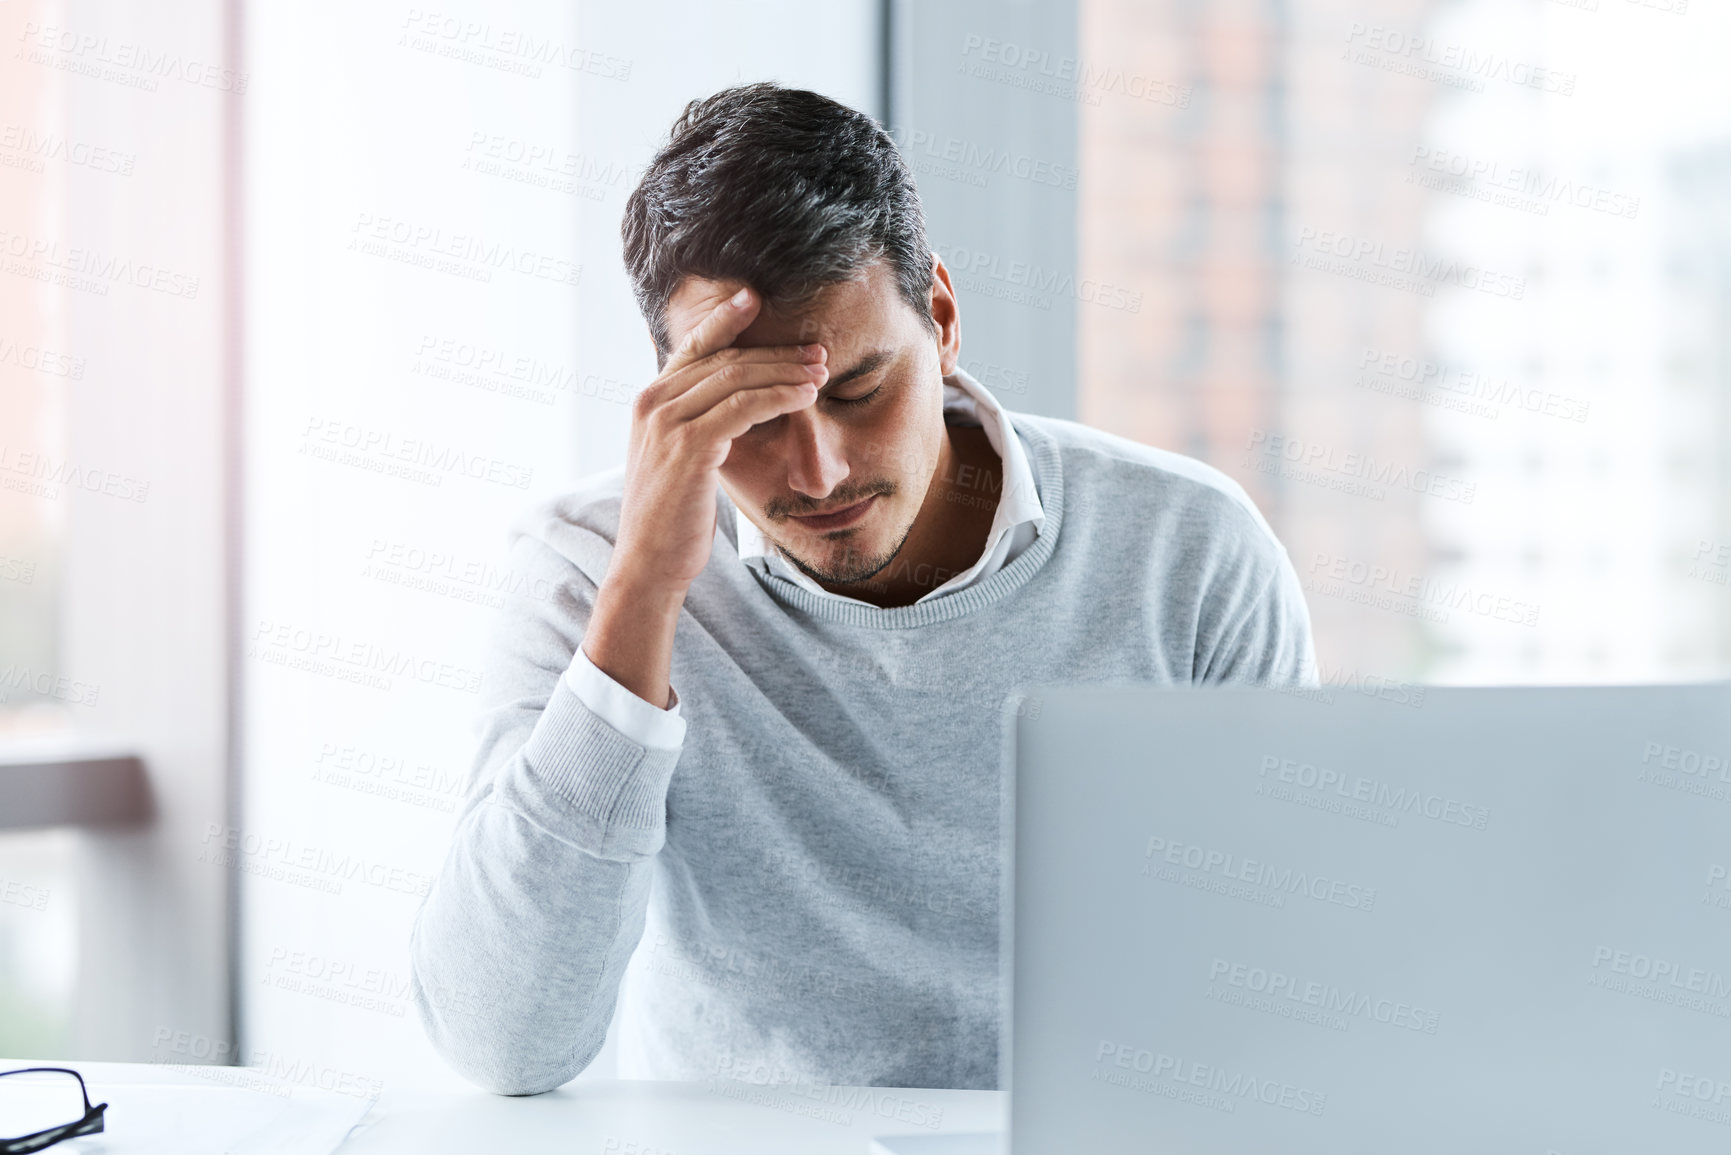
[5,1059,1004,1154]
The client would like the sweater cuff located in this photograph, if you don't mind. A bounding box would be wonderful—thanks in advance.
[502,674,683,860]
[564,644,686,750]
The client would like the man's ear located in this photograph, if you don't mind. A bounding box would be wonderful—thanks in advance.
[929,251,961,377]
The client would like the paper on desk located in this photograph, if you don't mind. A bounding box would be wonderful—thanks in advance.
[50,1078,375,1155]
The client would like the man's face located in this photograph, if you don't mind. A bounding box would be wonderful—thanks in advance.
[661,257,959,585]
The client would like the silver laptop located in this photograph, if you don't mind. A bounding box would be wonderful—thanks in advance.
[972,681,1731,1154]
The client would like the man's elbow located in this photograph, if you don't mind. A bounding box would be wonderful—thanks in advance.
[465,1059,582,1098]
[410,971,590,1096]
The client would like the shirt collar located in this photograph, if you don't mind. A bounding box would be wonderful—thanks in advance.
[732,366,1046,596]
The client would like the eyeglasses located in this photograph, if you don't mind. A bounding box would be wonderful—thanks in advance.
[0,1068,106,1154]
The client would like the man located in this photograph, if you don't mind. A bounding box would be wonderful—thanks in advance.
[410,82,1317,1096]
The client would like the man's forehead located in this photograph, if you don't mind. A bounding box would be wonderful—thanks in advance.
[664,268,886,350]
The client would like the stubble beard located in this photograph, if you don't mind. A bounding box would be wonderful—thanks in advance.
[773,512,918,586]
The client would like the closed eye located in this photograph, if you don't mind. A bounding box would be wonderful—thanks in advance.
[816,349,893,407]
[827,385,882,407]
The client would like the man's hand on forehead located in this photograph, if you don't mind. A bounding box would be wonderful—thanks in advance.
[574,282,831,716]
[666,274,876,361]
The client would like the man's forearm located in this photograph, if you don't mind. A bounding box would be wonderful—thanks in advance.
[584,570,687,710]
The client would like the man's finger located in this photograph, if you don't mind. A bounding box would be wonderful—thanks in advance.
[666,358,829,426]
[664,286,760,373]
[688,380,823,451]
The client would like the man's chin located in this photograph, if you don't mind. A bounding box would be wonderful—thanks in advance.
[774,537,894,586]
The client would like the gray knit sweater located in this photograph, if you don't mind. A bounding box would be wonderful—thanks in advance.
[409,409,1317,1095]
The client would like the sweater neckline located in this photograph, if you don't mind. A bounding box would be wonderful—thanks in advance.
[719,414,1065,629]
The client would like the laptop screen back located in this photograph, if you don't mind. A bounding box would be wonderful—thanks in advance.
[1006,683,1731,1154]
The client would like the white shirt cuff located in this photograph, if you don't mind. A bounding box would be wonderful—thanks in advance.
[564,644,687,752]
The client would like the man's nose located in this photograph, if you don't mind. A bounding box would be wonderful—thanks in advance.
[779,407,851,499]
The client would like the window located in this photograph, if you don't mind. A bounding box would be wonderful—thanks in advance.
[905,0,1731,687]
[0,0,232,1061]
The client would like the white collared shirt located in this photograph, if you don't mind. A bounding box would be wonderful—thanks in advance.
[565,366,1046,747]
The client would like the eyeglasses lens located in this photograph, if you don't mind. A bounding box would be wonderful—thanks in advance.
[0,1070,88,1147]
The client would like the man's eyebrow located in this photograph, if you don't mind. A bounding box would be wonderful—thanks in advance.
[820,349,893,391]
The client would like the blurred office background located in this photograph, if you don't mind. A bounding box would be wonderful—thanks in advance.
[1,0,1727,1089]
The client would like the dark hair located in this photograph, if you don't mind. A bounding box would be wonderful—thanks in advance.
[622,82,936,362]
